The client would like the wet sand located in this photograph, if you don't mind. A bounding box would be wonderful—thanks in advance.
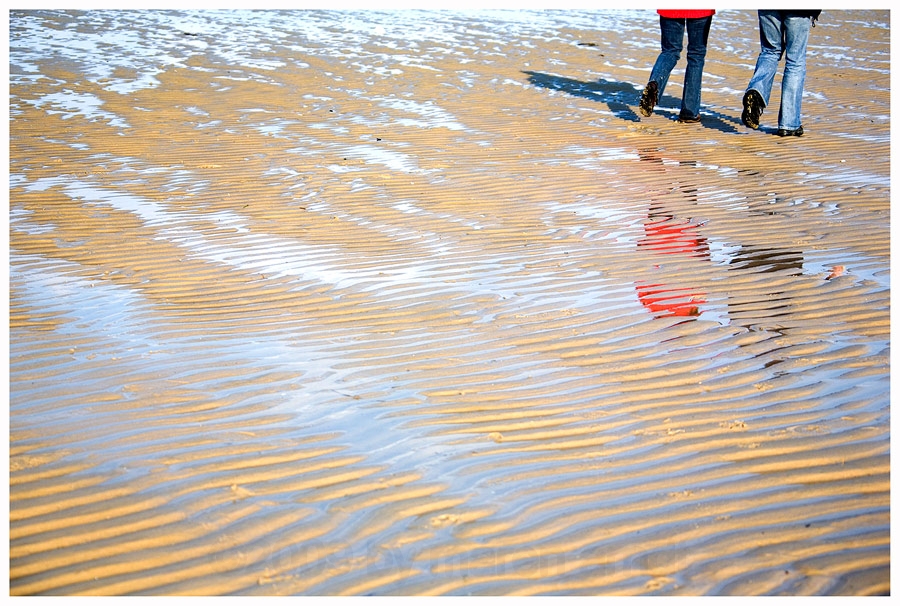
[8,9,890,596]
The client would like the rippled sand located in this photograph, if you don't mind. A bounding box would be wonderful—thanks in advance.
[8,9,890,596]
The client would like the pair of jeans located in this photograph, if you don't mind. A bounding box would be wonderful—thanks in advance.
[746,10,813,130]
[648,15,712,119]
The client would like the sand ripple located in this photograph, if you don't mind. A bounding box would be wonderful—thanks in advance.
[9,9,889,596]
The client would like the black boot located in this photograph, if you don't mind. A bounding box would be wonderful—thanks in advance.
[741,90,764,129]
[639,81,658,118]
[777,126,804,137]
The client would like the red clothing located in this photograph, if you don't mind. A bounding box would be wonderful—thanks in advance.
[657,10,715,19]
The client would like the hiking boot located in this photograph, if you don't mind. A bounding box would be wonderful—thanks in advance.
[741,89,764,129]
[777,126,804,137]
[677,111,701,124]
[639,81,658,117]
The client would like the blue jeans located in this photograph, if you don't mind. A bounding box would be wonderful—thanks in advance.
[648,15,712,118]
[746,10,812,130]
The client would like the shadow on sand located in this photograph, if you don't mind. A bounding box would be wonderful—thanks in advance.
[523,70,740,133]
[523,70,641,122]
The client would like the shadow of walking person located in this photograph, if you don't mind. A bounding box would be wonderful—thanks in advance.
[523,70,741,132]
[523,70,642,122]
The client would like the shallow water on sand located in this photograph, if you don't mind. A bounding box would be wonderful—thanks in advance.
[9,9,890,595]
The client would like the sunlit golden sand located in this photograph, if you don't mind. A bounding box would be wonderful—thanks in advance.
[9,9,889,596]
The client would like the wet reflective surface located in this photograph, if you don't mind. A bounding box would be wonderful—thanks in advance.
[9,9,890,596]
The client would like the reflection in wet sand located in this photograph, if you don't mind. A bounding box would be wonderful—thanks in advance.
[727,246,804,275]
[636,204,710,318]
[9,9,889,596]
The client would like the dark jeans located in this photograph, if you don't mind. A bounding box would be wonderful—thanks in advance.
[648,15,712,118]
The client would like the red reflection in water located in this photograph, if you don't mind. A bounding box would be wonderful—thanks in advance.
[637,209,709,318]
[638,213,710,257]
[635,283,704,317]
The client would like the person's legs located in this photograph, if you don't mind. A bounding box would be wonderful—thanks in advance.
[679,15,712,119]
[743,10,784,128]
[746,10,785,105]
[777,13,811,131]
[649,16,685,101]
